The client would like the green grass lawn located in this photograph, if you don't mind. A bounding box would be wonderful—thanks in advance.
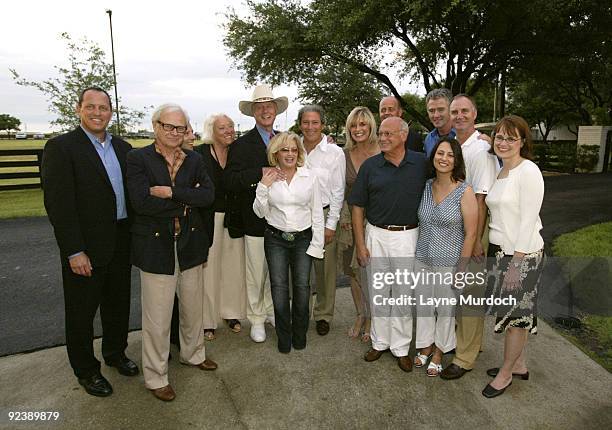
[0,138,194,150]
[0,189,45,218]
[553,222,612,372]
[553,222,612,257]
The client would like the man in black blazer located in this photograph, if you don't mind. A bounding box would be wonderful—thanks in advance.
[42,87,138,398]
[379,96,424,152]
[127,103,217,402]
[224,84,288,343]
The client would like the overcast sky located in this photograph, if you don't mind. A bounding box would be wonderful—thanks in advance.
[0,0,413,134]
[1,0,301,133]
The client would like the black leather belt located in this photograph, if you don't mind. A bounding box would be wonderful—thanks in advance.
[266,224,312,242]
[374,224,418,231]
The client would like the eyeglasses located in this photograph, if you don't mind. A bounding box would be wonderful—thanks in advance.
[279,147,299,154]
[377,131,401,138]
[494,134,522,144]
[157,121,188,134]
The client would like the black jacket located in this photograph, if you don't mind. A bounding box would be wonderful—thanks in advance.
[41,127,132,266]
[126,143,214,274]
[223,127,270,237]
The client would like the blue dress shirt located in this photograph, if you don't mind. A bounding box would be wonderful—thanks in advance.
[424,128,456,157]
[81,126,127,220]
[256,124,274,146]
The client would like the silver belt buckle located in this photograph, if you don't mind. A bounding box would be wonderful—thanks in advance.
[281,232,295,241]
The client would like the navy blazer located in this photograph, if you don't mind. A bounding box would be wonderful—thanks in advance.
[42,127,132,266]
[126,143,215,274]
[223,127,271,237]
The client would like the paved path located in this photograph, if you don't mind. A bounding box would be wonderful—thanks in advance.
[0,288,611,429]
[1,173,611,356]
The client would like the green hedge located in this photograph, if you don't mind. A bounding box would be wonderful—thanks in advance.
[532,140,577,173]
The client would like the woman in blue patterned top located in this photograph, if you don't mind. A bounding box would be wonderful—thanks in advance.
[414,136,478,376]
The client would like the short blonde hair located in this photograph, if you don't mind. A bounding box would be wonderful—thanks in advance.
[267,132,306,167]
[344,106,378,150]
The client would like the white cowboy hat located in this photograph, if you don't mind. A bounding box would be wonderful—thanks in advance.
[239,84,288,117]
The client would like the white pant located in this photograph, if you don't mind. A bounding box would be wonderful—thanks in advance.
[414,263,457,353]
[244,235,273,325]
[365,223,417,357]
[141,253,206,390]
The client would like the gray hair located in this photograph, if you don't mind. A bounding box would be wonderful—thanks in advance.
[399,118,409,133]
[151,103,190,127]
[451,93,478,111]
[202,113,234,144]
[297,104,326,125]
[425,88,452,105]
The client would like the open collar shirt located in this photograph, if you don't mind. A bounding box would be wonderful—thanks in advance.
[304,134,346,231]
[253,166,325,258]
[81,125,127,220]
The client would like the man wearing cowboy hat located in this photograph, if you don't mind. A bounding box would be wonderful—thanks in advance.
[224,84,289,343]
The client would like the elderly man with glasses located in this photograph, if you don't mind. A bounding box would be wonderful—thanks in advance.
[349,116,429,373]
[126,103,217,402]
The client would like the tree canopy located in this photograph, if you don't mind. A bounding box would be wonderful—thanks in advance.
[10,33,147,135]
[224,0,611,130]
[0,114,21,138]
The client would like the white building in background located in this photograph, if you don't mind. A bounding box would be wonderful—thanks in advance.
[533,124,578,141]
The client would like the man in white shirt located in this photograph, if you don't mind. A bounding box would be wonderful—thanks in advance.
[441,94,497,380]
[299,105,346,336]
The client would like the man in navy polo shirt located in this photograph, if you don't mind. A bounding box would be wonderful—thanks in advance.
[349,116,428,373]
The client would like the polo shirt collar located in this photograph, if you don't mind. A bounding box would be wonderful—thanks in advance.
[377,149,413,167]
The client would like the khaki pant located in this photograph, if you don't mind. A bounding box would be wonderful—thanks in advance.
[141,248,206,390]
[452,224,489,369]
[312,208,338,323]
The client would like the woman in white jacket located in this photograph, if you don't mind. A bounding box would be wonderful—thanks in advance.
[253,132,324,353]
[482,115,545,398]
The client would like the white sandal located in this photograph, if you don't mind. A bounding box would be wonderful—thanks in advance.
[414,352,432,368]
[427,361,443,377]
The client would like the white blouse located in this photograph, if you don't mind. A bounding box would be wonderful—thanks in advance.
[486,160,544,255]
[253,166,325,259]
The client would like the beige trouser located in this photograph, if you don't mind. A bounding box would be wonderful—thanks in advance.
[202,212,247,329]
[244,235,273,326]
[313,208,338,323]
[452,225,489,369]
[141,248,206,390]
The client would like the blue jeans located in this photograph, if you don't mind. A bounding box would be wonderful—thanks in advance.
[264,226,313,353]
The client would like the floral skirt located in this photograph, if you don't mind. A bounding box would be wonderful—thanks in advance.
[486,244,544,334]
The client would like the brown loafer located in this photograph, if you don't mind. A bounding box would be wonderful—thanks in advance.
[150,384,176,402]
[197,359,218,371]
[398,356,413,373]
[440,363,472,380]
[364,348,387,362]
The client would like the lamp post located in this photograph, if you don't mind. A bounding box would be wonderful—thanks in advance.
[106,9,121,136]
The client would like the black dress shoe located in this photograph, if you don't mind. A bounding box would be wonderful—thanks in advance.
[482,381,512,398]
[440,363,472,380]
[486,367,529,380]
[106,355,139,376]
[316,320,330,336]
[78,373,113,397]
